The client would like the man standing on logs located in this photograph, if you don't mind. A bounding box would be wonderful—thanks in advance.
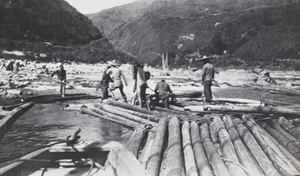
[199,55,215,104]
[51,64,66,97]
[154,79,173,109]
[132,63,150,108]
[106,60,128,102]
[98,65,112,103]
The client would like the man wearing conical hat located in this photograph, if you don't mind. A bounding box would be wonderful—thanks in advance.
[199,55,215,104]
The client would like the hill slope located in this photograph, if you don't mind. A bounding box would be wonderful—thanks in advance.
[0,0,102,45]
[89,0,300,69]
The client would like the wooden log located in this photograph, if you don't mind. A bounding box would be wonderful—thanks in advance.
[126,127,146,157]
[159,117,185,176]
[213,116,247,176]
[259,122,300,161]
[139,127,157,168]
[200,123,230,176]
[146,118,167,176]
[96,104,157,126]
[269,119,300,148]
[209,122,222,156]
[233,118,281,176]
[106,101,154,114]
[81,106,141,128]
[259,122,300,173]
[0,102,34,141]
[0,110,10,117]
[190,121,213,176]
[169,105,185,111]
[181,121,198,176]
[277,116,291,131]
[243,116,299,176]
[106,142,151,176]
[223,116,264,176]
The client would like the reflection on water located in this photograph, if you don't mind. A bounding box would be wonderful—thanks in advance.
[0,100,132,166]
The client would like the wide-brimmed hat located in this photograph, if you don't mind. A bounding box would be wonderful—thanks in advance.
[109,60,120,67]
[197,55,214,62]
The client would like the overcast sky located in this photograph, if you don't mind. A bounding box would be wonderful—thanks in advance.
[64,0,136,14]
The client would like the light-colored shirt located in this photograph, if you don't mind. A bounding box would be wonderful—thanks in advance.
[107,67,127,86]
[201,63,214,81]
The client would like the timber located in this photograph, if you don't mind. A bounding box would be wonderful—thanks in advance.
[233,118,281,176]
[0,102,34,141]
[181,121,198,176]
[213,116,247,176]
[200,123,230,176]
[223,116,264,176]
[259,122,300,161]
[139,127,157,168]
[106,101,154,114]
[146,118,167,176]
[126,127,146,157]
[243,116,299,176]
[159,117,185,176]
[209,121,222,156]
[190,121,213,176]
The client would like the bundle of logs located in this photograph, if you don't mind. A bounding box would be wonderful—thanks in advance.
[63,101,300,176]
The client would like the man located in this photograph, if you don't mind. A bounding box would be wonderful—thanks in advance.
[98,65,112,102]
[154,79,173,108]
[200,55,214,104]
[106,60,128,102]
[51,64,66,97]
[132,64,150,108]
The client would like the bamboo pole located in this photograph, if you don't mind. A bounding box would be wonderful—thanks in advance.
[146,118,167,176]
[213,116,247,176]
[200,123,230,176]
[223,116,264,176]
[160,117,185,176]
[243,116,299,176]
[233,118,281,176]
[209,122,223,156]
[181,121,198,176]
[259,122,300,161]
[190,121,213,176]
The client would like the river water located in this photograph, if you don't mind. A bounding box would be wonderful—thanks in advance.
[0,99,132,167]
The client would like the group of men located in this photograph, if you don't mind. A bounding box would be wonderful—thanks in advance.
[51,55,215,108]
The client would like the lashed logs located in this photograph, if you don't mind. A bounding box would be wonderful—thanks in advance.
[200,123,230,176]
[209,122,222,156]
[223,116,264,176]
[96,104,156,126]
[181,121,198,176]
[81,106,141,128]
[106,101,154,114]
[234,119,281,176]
[260,122,300,161]
[260,123,300,173]
[277,116,291,131]
[146,118,167,176]
[243,116,299,176]
[159,117,185,176]
[190,121,213,176]
[213,116,247,176]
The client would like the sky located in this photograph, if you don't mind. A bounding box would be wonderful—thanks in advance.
[64,0,137,14]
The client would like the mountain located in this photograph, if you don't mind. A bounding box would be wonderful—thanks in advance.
[0,0,102,45]
[88,0,300,69]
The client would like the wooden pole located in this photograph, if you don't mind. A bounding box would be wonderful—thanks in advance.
[106,101,154,114]
[223,116,264,176]
[160,117,185,176]
[209,122,222,156]
[200,123,230,176]
[243,116,299,176]
[233,118,281,176]
[139,127,157,168]
[181,121,198,176]
[126,127,146,157]
[213,116,247,176]
[146,118,167,176]
[190,121,213,176]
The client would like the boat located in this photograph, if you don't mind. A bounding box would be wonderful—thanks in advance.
[0,129,150,176]
[0,102,34,141]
